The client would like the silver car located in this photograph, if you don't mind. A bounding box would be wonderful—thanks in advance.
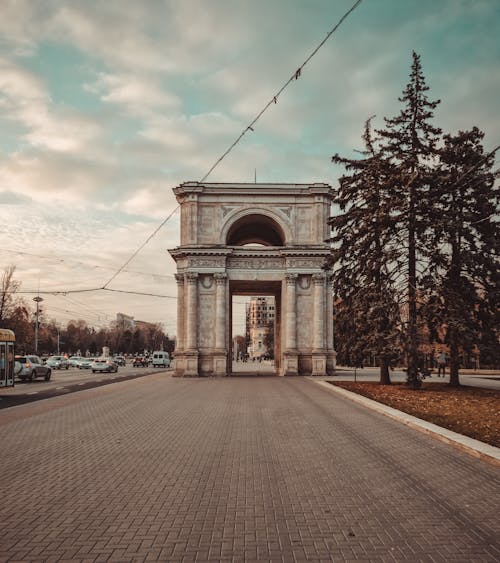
[91,358,118,373]
[14,355,52,382]
[46,355,70,370]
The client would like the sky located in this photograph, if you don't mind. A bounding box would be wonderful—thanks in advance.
[0,0,498,337]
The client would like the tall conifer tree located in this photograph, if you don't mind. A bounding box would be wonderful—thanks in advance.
[423,129,499,386]
[377,52,442,388]
[329,119,401,384]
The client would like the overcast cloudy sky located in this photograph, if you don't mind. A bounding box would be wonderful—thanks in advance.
[0,0,498,336]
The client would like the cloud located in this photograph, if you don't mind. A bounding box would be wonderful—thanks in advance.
[87,72,181,117]
[0,190,32,204]
[0,57,102,153]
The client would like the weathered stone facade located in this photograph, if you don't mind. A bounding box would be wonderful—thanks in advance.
[169,182,336,376]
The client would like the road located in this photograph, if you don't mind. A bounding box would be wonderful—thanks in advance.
[0,374,498,562]
[0,364,169,409]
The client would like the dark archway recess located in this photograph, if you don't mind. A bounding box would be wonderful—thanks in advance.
[226,214,285,246]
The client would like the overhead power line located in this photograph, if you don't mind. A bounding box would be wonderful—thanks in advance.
[99,0,363,291]
[8,2,363,299]
[200,0,362,182]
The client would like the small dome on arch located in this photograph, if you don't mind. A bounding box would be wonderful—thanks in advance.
[226,213,285,246]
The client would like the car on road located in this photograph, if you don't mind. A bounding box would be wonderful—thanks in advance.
[91,358,118,373]
[132,356,150,367]
[78,358,94,369]
[68,356,83,367]
[14,355,52,382]
[46,355,70,370]
[113,356,126,366]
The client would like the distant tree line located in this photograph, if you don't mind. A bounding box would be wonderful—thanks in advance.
[0,265,175,356]
[328,52,499,387]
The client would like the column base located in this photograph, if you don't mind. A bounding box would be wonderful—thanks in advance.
[283,351,299,376]
[174,350,199,377]
[326,351,337,376]
[311,351,327,376]
[213,352,228,377]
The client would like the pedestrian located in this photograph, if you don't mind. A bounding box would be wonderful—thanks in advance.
[437,351,446,377]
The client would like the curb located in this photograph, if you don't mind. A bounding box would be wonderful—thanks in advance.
[309,378,500,468]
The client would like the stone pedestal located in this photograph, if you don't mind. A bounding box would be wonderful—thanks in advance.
[183,350,199,377]
[283,351,299,376]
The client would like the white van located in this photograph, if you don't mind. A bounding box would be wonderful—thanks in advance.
[152,351,170,368]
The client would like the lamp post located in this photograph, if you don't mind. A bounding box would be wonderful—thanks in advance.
[33,296,43,353]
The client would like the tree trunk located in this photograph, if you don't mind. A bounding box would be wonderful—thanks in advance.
[407,179,419,389]
[379,356,392,385]
[448,238,462,388]
[448,327,461,387]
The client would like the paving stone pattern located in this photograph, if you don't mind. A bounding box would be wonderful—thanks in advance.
[1,374,499,562]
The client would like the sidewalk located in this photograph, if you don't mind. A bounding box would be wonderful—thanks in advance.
[1,375,499,562]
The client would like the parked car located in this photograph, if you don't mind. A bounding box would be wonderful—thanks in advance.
[132,356,149,367]
[152,351,170,368]
[91,358,118,373]
[14,355,51,382]
[46,355,70,370]
[113,356,126,366]
[78,358,94,369]
[68,356,83,367]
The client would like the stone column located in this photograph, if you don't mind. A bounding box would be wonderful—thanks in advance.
[326,274,336,375]
[283,273,298,375]
[174,274,185,352]
[285,273,297,351]
[312,273,327,375]
[185,273,198,350]
[173,273,186,376]
[312,273,325,350]
[213,273,228,376]
[184,272,199,376]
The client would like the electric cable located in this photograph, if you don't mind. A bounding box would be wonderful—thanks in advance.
[99,0,362,291]
[200,0,362,182]
[7,1,363,299]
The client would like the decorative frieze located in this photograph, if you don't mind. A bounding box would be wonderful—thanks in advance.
[188,257,227,268]
[286,257,325,269]
[228,257,285,270]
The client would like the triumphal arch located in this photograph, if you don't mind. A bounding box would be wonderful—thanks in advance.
[169,182,336,376]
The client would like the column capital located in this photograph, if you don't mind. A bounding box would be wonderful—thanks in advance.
[285,273,298,285]
[174,273,184,284]
[186,272,199,283]
[312,272,326,285]
[214,273,228,284]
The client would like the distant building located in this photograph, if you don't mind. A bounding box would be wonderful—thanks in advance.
[116,313,135,330]
[246,297,275,358]
[116,313,156,332]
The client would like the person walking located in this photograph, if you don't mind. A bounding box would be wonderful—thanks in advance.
[437,351,446,377]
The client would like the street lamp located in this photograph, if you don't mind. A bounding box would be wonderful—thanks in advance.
[33,296,43,353]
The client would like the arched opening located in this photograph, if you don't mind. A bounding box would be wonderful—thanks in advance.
[226,214,285,246]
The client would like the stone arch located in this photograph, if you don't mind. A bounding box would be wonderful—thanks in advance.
[221,208,291,246]
[169,182,336,377]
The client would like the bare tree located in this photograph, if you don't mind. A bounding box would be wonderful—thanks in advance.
[0,265,21,322]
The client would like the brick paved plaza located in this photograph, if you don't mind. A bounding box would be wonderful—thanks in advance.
[1,373,499,562]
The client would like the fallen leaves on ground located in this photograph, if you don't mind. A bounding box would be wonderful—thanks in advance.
[330,381,500,448]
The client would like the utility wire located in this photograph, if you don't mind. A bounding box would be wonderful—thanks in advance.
[200,0,362,182]
[102,205,180,289]
[9,1,363,298]
[0,248,175,280]
[100,0,362,291]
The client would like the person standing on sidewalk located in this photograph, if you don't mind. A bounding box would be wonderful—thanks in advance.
[437,351,446,377]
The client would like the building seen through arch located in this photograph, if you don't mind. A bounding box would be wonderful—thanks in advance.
[246,296,275,360]
[169,182,336,376]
